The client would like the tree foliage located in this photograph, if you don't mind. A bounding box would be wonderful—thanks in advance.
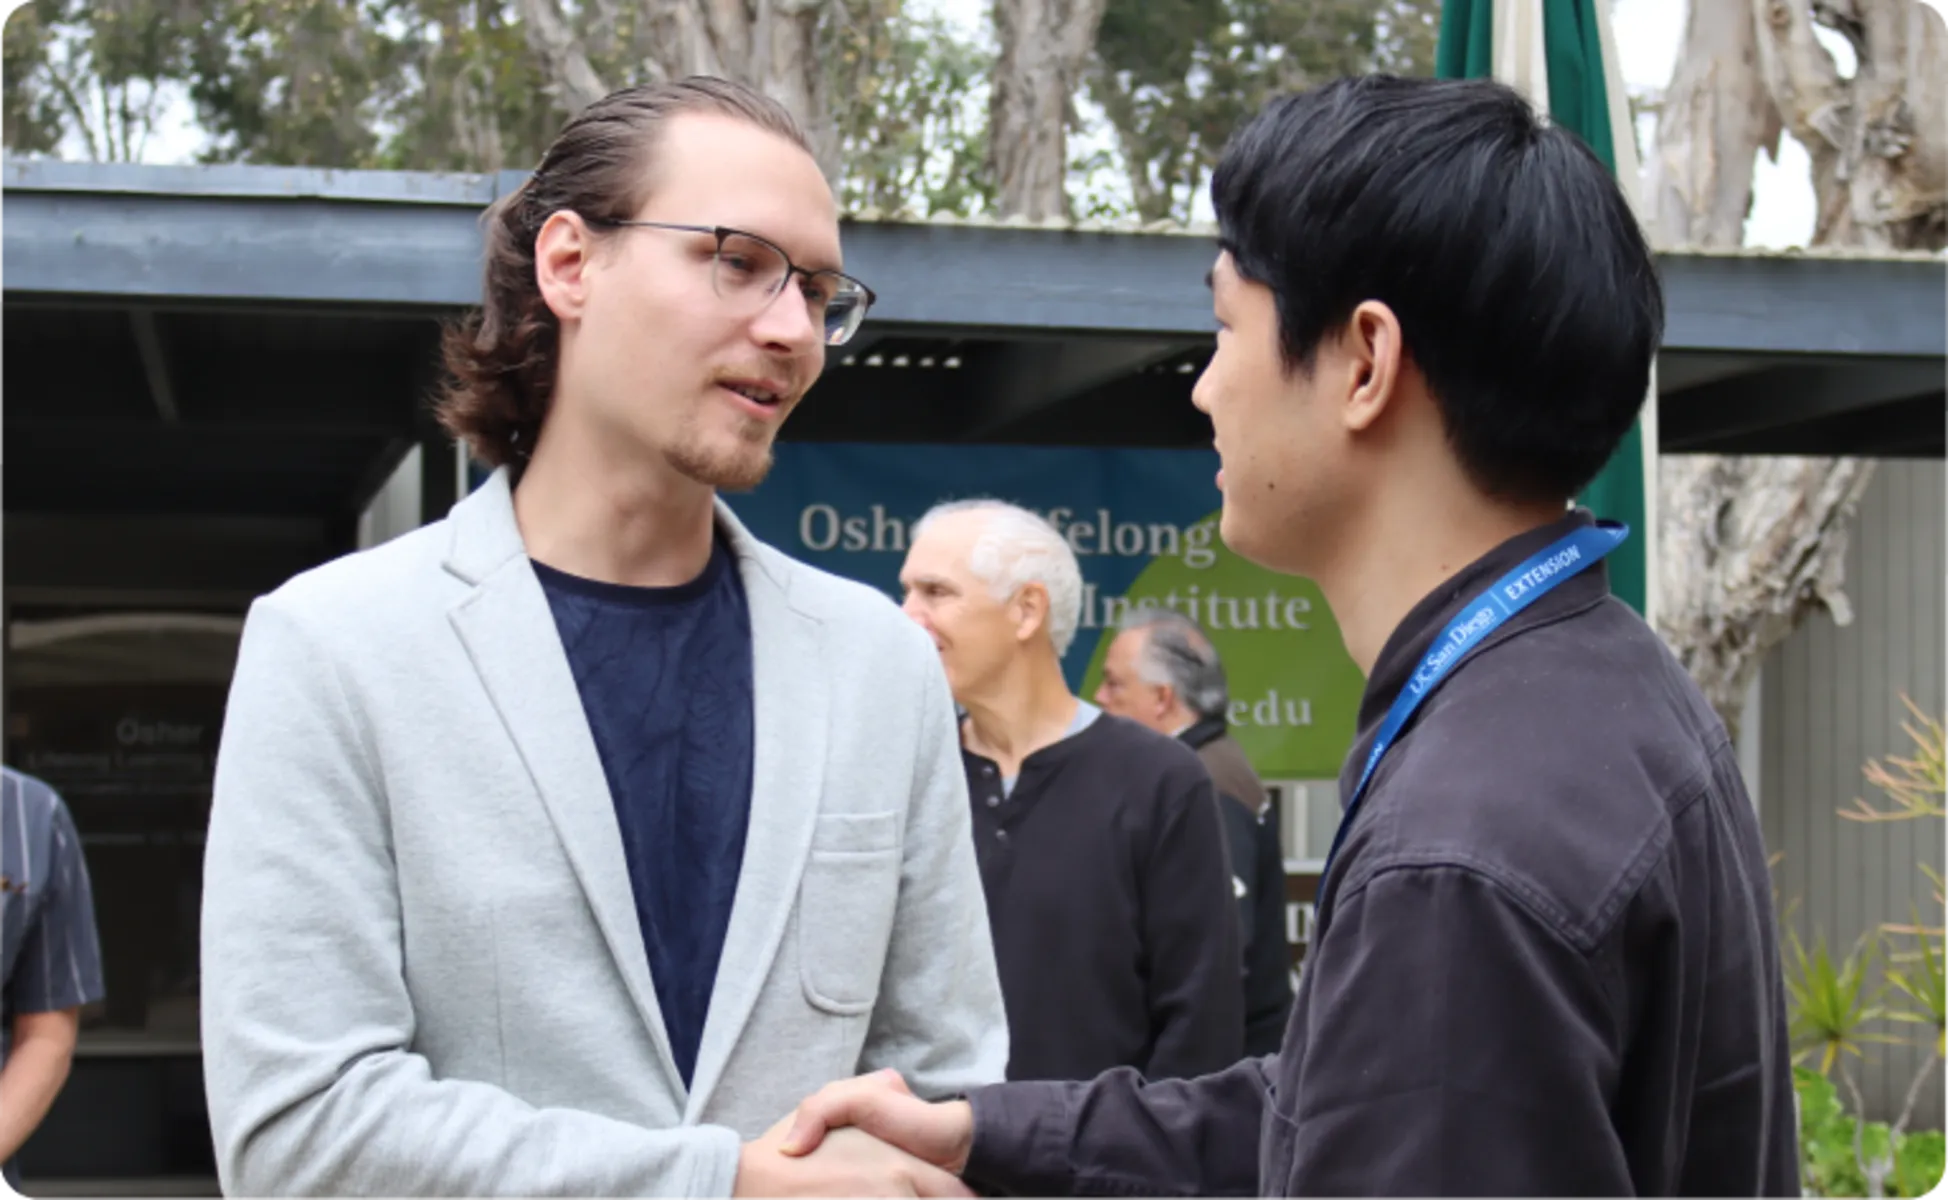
[184,0,404,166]
[374,0,562,172]
[4,0,201,161]
[3,0,1442,221]
[1652,0,1945,750]
[829,5,994,216]
[3,2,68,156]
[1089,0,1440,222]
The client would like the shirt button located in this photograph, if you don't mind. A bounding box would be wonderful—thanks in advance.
[995,829,1009,842]
[985,795,1000,808]
[984,764,996,775]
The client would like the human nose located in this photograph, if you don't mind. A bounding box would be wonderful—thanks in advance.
[750,276,825,357]
[1190,363,1216,415]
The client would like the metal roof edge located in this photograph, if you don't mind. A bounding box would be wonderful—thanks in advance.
[1,158,503,205]
[841,209,1220,237]
[1649,242,1946,263]
[3,159,1941,264]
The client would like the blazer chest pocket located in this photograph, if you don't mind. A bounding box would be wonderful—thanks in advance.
[799,811,902,1016]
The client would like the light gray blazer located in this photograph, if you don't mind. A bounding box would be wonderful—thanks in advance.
[199,469,1007,1196]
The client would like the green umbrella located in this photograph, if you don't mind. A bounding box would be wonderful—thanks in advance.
[1436,0,1658,619]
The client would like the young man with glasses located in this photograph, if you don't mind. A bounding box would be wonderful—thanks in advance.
[201,77,1003,1197]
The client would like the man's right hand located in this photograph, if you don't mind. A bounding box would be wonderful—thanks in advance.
[735,1118,970,1197]
[777,1069,975,1176]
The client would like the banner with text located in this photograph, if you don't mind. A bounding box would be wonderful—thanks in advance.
[724,443,1363,780]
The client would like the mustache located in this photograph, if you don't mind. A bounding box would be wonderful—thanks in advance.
[710,361,804,394]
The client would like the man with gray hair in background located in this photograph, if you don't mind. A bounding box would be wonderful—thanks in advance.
[1096,611,1293,1055]
[899,500,1243,1082]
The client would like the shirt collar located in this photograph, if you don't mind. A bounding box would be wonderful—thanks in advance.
[1355,509,1612,742]
[1177,713,1228,749]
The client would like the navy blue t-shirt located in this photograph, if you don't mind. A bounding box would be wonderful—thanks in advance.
[533,537,754,1087]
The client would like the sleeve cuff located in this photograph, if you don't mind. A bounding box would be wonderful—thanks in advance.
[963,1082,1080,1198]
[13,982,103,1014]
[682,1124,744,1198]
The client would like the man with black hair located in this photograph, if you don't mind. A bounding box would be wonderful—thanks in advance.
[774,74,1798,1196]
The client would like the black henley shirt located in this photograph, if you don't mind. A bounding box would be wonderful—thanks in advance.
[963,712,1244,1082]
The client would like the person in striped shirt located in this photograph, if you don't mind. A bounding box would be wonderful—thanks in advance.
[1,767,106,1188]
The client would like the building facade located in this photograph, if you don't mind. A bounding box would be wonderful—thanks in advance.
[4,160,1943,1191]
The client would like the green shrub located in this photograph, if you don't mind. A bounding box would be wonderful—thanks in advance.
[1894,1128,1945,1199]
[1786,697,1947,1197]
[1796,1068,1947,1197]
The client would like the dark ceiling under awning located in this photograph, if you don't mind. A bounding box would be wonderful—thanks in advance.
[4,160,1942,606]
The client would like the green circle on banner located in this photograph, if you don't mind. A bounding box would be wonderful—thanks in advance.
[1078,511,1367,780]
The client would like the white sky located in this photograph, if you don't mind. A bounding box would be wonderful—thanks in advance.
[16,0,1948,248]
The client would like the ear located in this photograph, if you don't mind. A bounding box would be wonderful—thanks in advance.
[1153,683,1180,722]
[1012,582,1051,646]
[1340,300,1406,435]
[534,210,598,324]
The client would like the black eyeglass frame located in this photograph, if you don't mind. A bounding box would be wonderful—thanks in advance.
[580,217,877,345]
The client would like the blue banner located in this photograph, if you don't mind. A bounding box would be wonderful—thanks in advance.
[726,443,1229,683]
[724,443,1367,780]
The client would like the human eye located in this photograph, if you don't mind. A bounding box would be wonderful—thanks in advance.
[802,275,841,311]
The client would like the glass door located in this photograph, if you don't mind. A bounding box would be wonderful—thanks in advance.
[6,611,240,1190]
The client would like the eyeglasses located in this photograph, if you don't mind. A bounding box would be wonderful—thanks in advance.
[581,218,877,347]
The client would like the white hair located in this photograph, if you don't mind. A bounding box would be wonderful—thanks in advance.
[914,498,1084,656]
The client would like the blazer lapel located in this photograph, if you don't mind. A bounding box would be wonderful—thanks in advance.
[442,470,684,1095]
[684,501,829,1120]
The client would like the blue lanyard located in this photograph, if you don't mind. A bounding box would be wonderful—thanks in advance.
[1316,522,1630,907]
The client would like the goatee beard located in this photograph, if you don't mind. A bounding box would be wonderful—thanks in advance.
[664,438,775,493]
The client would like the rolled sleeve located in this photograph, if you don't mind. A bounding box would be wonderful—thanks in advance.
[966,1059,1271,1197]
[7,789,106,1016]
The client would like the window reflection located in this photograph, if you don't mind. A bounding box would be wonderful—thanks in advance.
[5,613,240,1050]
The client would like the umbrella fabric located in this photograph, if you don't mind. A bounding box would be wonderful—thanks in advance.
[1436,0,1658,619]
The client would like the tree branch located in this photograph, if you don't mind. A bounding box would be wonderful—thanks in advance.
[96,74,117,161]
[134,76,164,162]
[1839,1067,1882,1198]
[1891,1046,1940,1138]
[1657,455,1876,738]
[517,0,610,115]
[1841,1063,1909,1199]
[703,0,751,75]
[637,0,724,83]
[1750,0,1849,151]
[584,0,625,63]
[1649,0,1778,247]
[989,0,1107,218]
[41,56,100,161]
[1750,0,1856,240]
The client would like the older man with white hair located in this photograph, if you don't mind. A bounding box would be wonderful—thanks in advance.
[899,499,1243,1083]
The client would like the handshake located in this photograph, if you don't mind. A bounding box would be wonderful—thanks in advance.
[736,1069,979,1198]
